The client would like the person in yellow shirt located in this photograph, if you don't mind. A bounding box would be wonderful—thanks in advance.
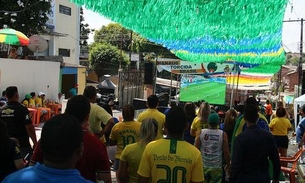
[269,107,292,161]
[83,86,114,144]
[35,92,50,122]
[137,95,165,139]
[138,106,204,183]
[21,94,31,107]
[28,92,36,108]
[190,102,211,136]
[35,92,46,107]
[109,104,141,183]
[118,118,158,183]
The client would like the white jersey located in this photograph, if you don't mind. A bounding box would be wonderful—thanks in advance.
[198,129,223,168]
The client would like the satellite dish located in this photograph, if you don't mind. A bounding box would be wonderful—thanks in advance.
[27,35,48,59]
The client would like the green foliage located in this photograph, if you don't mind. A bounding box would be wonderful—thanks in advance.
[133,34,178,58]
[94,23,177,58]
[286,52,305,66]
[94,23,131,51]
[89,42,129,78]
[0,0,51,35]
[80,7,94,46]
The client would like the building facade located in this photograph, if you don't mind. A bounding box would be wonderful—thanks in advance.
[42,0,80,65]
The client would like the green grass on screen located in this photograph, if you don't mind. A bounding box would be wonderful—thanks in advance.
[179,81,226,105]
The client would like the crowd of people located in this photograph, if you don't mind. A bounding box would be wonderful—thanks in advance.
[0,85,301,183]
[2,48,30,60]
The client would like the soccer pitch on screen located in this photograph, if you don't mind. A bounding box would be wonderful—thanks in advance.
[179,75,226,105]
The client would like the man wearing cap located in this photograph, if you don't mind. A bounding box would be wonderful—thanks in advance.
[35,91,46,107]
[21,94,32,107]
[195,113,230,183]
[35,91,51,122]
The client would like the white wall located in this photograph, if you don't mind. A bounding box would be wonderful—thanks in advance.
[0,58,60,102]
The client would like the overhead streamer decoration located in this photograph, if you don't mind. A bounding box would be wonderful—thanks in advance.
[241,63,283,75]
[226,74,272,85]
[71,0,288,70]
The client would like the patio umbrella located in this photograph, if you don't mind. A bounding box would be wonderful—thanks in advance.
[0,28,30,46]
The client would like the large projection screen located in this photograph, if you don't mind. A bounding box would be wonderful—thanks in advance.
[179,74,226,105]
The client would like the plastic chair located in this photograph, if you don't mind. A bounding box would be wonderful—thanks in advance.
[27,108,37,126]
[280,147,305,183]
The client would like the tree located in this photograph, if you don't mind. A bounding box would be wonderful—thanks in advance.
[132,34,178,58]
[94,23,178,58]
[285,52,305,66]
[92,23,178,80]
[89,42,129,79]
[0,0,51,35]
[79,7,94,46]
[94,23,131,51]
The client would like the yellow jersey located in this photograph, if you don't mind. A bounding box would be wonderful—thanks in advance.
[35,97,45,107]
[137,108,165,139]
[191,116,209,131]
[22,100,29,107]
[120,142,146,183]
[138,138,204,183]
[28,98,36,108]
[109,121,141,159]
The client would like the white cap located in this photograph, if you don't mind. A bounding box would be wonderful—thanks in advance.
[38,91,45,96]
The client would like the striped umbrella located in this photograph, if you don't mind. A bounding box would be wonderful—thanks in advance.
[0,28,30,45]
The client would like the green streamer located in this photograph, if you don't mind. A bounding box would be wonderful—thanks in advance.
[71,0,288,74]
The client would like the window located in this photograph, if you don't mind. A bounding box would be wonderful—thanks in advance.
[59,48,70,57]
[59,5,71,16]
[80,60,89,67]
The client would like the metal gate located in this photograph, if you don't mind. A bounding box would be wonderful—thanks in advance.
[118,69,144,108]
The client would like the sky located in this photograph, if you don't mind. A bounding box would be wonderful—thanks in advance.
[83,0,305,53]
[83,8,113,43]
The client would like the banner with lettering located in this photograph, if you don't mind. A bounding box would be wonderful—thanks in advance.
[156,60,235,75]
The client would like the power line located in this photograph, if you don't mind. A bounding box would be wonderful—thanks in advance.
[284,18,304,96]
[281,43,295,53]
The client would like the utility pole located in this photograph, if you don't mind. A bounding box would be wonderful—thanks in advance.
[283,18,303,96]
[301,18,304,95]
